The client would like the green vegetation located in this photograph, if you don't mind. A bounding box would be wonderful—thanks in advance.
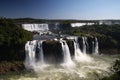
[14,18,98,24]
[65,24,120,79]
[0,18,32,61]
[61,24,120,54]
[0,18,32,74]
[0,18,120,76]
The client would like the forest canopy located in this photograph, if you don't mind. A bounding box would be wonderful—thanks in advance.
[0,18,32,60]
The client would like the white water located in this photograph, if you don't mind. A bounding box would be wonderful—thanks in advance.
[24,37,99,71]
[25,40,37,68]
[2,37,118,80]
[38,41,44,64]
[73,37,83,59]
[74,37,92,62]
[92,41,95,54]
[22,24,49,32]
[3,55,117,80]
[60,39,75,68]
[71,23,95,27]
[95,37,99,54]
[82,37,87,54]
[25,40,48,72]
[92,37,99,54]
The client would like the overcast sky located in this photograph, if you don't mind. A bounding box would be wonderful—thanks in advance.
[0,0,120,20]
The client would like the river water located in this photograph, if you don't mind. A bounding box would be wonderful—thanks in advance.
[0,55,118,80]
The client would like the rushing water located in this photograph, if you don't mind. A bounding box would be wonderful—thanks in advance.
[94,37,99,54]
[60,39,75,68]
[0,37,117,80]
[22,24,49,32]
[0,55,118,80]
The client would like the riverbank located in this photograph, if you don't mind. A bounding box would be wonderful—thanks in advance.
[0,61,24,75]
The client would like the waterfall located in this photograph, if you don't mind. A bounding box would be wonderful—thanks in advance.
[73,37,83,60]
[85,37,89,53]
[38,41,44,64]
[24,36,98,71]
[25,41,30,64]
[94,37,99,54]
[25,40,37,69]
[92,41,95,54]
[22,24,49,32]
[73,37,92,62]
[92,37,99,54]
[82,37,87,54]
[25,40,47,71]
[60,39,75,68]
[25,40,45,65]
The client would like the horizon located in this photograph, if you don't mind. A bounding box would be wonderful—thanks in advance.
[0,0,120,20]
[2,17,120,21]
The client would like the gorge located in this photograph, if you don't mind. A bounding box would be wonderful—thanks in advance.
[21,23,119,80]
[0,19,120,80]
[18,35,117,80]
[24,36,99,71]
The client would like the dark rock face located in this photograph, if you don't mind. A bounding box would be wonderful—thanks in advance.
[35,37,99,64]
[77,37,96,54]
[34,39,76,64]
[87,37,95,54]
[66,40,74,59]
[42,40,62,64]
[78,37,83,52]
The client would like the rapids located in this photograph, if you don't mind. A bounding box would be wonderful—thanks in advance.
[0,55,118,80]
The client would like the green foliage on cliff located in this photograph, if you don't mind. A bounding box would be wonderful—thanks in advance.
[69,24,120,37]
[65,24,120,54]
[0,18,32,61]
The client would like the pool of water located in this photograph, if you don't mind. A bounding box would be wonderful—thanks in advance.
[0,55,118,80]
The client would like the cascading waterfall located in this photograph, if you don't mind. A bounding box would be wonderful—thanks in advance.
[3,34,117,80]
[92,41,95,54]
[82,37,87,54]
[38,41,44,64]
[22,24,49,32]
[73,37,92,62]
[25,40,37,69]
[24,40,47,71]
[17,36,117,80]
[73,37,83,60]
[8,34,117,80]
[60,39,75,68]
[85,37,89,53]
[24,36,99,71]
[92,37,99,54]
[94,37,99,54]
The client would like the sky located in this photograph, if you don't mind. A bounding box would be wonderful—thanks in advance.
[0,0,120,20]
